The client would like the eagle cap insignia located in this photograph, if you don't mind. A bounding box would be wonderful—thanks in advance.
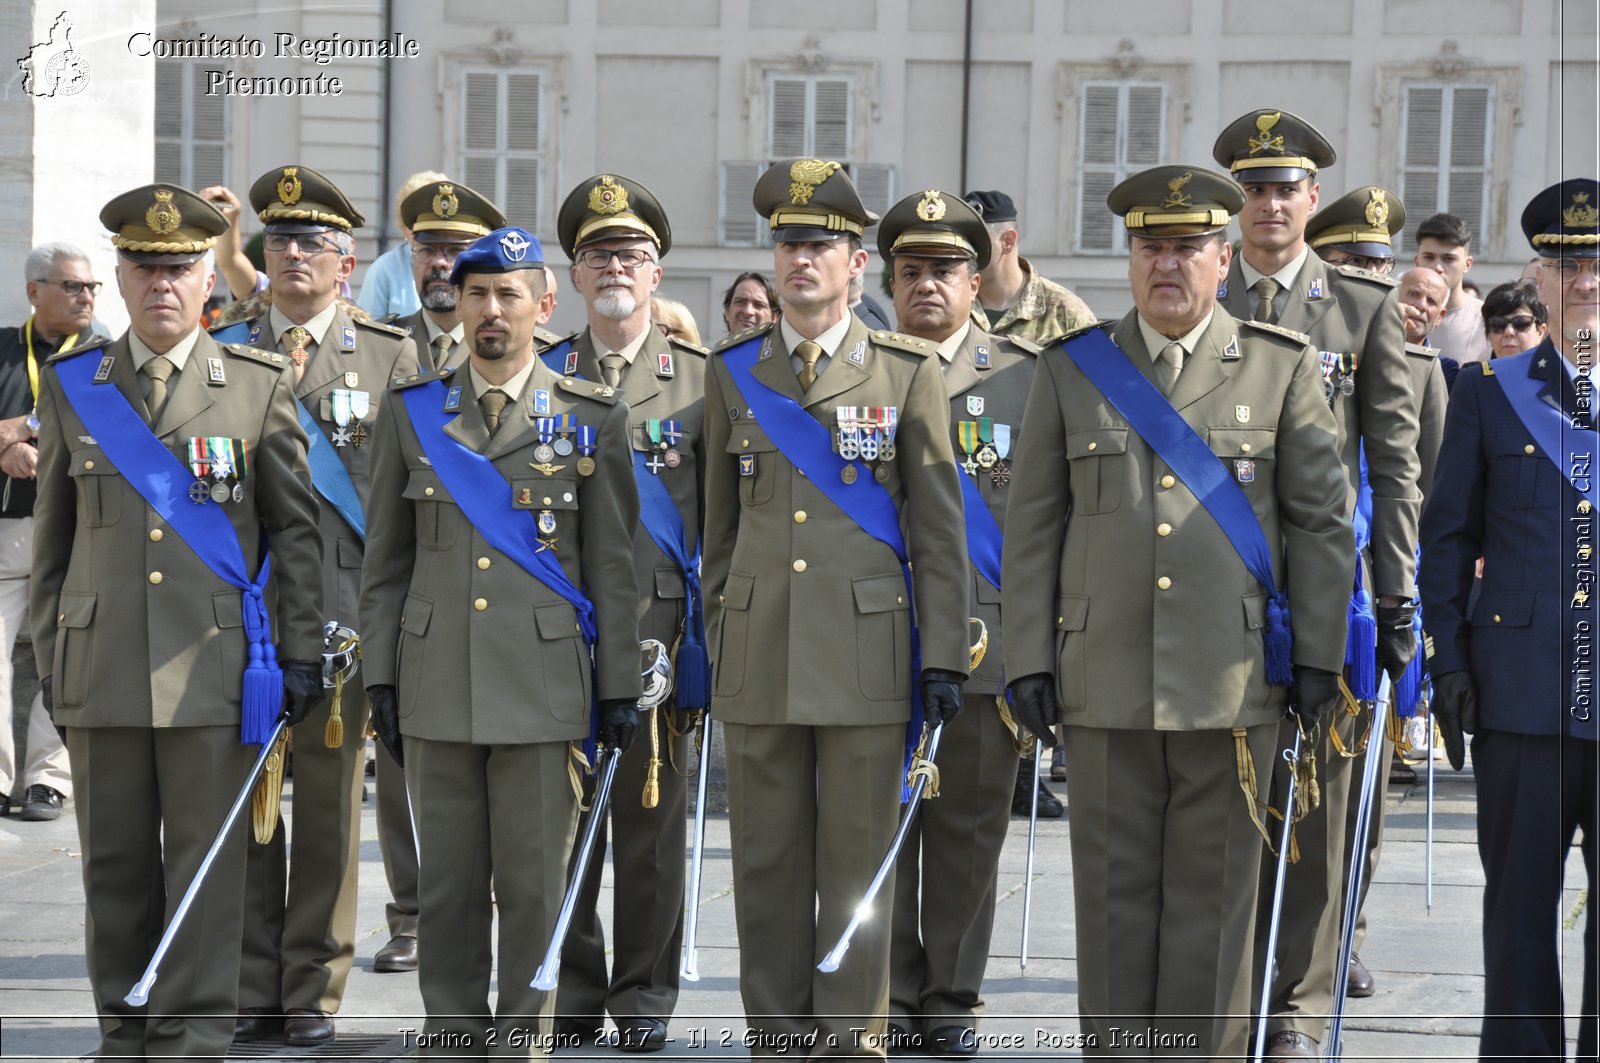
[1564,191,1600,228]
[789,159,841,205]
[1248,111,1285,155]
[588,175,628,216]
[146,189,181,235]
[432,183,459,219]
[277,167,303,206]
[1162,172,1194,209]
[916,190,946,222]
[1365,188,1389,227]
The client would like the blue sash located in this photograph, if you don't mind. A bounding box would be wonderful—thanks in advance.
[721,334,926,797]
[1494,349,1600,510]
[958,469,1003,593]
[1062,328,1293,685]
[212,321,367,541]
[540,342,710,709]
[56,350,282,745]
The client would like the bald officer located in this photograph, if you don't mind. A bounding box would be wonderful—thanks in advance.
[32,184,324,1060]
[1212,111,1420,1057]
[360,227,643,1057]
[1003,166,1353,1059]
[876,190,1035,1058]
[702,160,970,1058]
[387,179,507,374]
[545,174,706,1053]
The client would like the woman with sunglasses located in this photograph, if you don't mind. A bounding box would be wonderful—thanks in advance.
[1479,279,1549,359]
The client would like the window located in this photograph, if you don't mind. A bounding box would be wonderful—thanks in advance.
[459,67,545,233]
[154,59,228,189]
[1398,83,1493,252]
[1075,82,1166,254]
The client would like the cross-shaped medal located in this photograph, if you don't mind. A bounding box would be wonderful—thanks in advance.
[331,426,353,447]
[349,423,367,448]
[646,451,666,475]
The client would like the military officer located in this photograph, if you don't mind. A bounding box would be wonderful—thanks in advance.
[359,227,643,1057]
[1212,111,1422,1058]
[545,174,706,1053]
[387,178,507,373]
[31,183,325,1060]
[1420,178,1600,1061]
[1003,165,1354,1059]
[215,164,419,1047]
[874,189,1033,1058]
[702,160,970,1058]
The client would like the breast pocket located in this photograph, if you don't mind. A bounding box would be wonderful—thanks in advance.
[1207,428,1277,495]
[1065,428,1128,515]
[1489,438,1559,509]
[728,429,780,506]
[852,573,911,702]
[403,468,458,550]
[68,449,121,528]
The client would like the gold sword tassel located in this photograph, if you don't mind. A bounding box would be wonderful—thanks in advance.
[252,732,290,843]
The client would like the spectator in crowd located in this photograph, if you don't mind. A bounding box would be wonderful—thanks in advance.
[962,189,1095,344]
[1413,213,1492,364]
[1398,267,1449,345]
[200,185,269,301]
[1520,257,1544,283]
[1480,279,1549,360]
[849,270,893,330]
[650,295,703,347]
[355,170,448,320]
[721,272,778,334]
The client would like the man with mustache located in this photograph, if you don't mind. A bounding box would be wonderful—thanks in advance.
[542,174,704,1053]
[214,165,419,1048]
[387,179,506,375]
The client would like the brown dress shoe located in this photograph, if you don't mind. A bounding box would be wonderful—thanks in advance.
[284,1008,335,1046]
[1265,1030,1320,1058]
[233,1007,280,1042]
[1348,952,1376,997]
[373,934,418,972]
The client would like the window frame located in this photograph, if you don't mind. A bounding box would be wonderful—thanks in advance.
[1073,80,1170,255]
[1396,80,1495,255]
[154,57,230,190]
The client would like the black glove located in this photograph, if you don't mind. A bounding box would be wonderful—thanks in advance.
[1375,602,1419,679]
[919,668,965,729]
[1289,666,1342,731]
[368,685,403,768]
[281,660,325,727]
[43,676,63,743]
[1430,670,1478,771]
[1006,673,1059,748]
[598,699,641,754]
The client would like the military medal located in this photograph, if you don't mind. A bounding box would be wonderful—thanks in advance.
[840,462,859,485]
[534,417,557,464]
[208,440,234,502]
[1318,351,1339,401]
[957,420,980,475]
[538,510,558,536]
[1235,458,1256,483]
[575,424,597,476]
[331,388,354,447]
[991,423,1013,487]
[349,390,371,447]
[879,407,898,462]
[186,437,212,503]
[836,406,860,461]
[663,419,683,468]
[976,416,998,469]
[859,410,880,462]
[285,325,311,367]
[230,438,250,502]
[552,413,575,456]
[644,420,667,474]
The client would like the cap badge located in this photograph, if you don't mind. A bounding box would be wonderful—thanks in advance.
[1364,188,1389,227]
[1162,172,1194,209]
[277,167,303,206]
[789,159,842,206]
[500,230,531,261]
[588,175,628,216]
[916,190,947,222]
[1564,191,1599,229]
[1248,112,1285,155]
[146,189,182,235]
[433,183,459,219]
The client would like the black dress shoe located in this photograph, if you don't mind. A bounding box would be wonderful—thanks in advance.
[373,934,418,972]
[1012,767,1064,818]
[1347,952,1375,997]
[20,785,63,821]
[615,1017,668,1053]
[929,1025,979,1058]
[887,1023,923,1055]
[233,1007,280,1043]
[283,1008,335,1046]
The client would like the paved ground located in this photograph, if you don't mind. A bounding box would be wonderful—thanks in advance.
[0,736,1591,1060]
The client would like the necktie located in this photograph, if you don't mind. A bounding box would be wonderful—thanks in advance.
[480,388,510,436]
[601,353,626,389]
[433,333,454,369]
[1253,278,1281,325]
[1158,342,1184,396]
[795,340,824,391]
[141,355,175,422]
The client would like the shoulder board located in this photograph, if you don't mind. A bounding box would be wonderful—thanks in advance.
[1241,319,1313,345]
[217,342,290,369]
[1003,334,1045,356]
[1334,263,1399,288]
[1404,342,1439,359]
[1468,360,1494,379]
[389,367,453,391]
[870,329,933,355]
[712,321,775,354]
[1057,319,1118,345]
[533,326,567,350]
[47,334,111,363]
[668,334,710,357]
[379,312,403,325]
[355,316,410,339]
[557,375,620,405]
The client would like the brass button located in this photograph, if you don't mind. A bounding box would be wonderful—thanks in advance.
[1160,474,1176,489]
[1157,522,1172,537]
[897,595,904,605]
[1157,576,1172,590]
[719,594,726,604]
[149,529,164,542]
[794,510,807,523]
[148,571,163,585]
[474,597,488,612]
[1493,614,1502,623]
[1240,442,1252,454]
[742,439,750,448]
[543,496,553,506]
[477,557,491,570]
[57,612,64,624]
[83,460,95,470]
[1057,615,1064,624]
[792,559,807,573]
[1525,444,1536,454]
[1086,441,1098,452]
[424,486,435,496]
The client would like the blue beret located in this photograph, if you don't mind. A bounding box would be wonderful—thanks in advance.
[449,226,546,286]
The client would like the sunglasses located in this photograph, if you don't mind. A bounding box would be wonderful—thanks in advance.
[1486,315,1539,333]
[42,279,101,296]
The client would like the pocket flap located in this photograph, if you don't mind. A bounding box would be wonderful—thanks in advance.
[1055,594,1089,631]
[212,591,243,630]
[852,573,908,615]
[56,591,96,629]
[726,428,779,454]
[1243,593,1266,630]
[68,449,115,476]
[512,479,580,511]
[403,469,450,502]
[401,593,434,636]
[337,536,363,569]
[535,600,582,640]
[720,571,755,612]
[1207,428,1276,460]
[1472,590,1537,628]
[1066,427,1128,458]
[654,567,686,600]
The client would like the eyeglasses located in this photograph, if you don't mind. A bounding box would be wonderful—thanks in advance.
[576,248,653,270]
[411,241,474,261]
[1544,258,1600,280]
[1487,314,1539,333]
[42,279,101,296]
[263,233,343,256]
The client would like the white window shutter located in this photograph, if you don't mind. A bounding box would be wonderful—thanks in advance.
[153,60,184,184]
[1079,85,1121,166]
[1448,85,1491,243]
[463,72,499,152]
[1076,82,1166,254]
[812,78,852,159]
[505,72,542,152]
[1078,171,1118,253]
[852,163,895,234]
[1124,85,1165,166]
[769,77,809,158]
[189,64,227,187]
[1400,85,1444,249]
[720,160,766,246]
[503,158,541,231]
[459,67,546,235]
